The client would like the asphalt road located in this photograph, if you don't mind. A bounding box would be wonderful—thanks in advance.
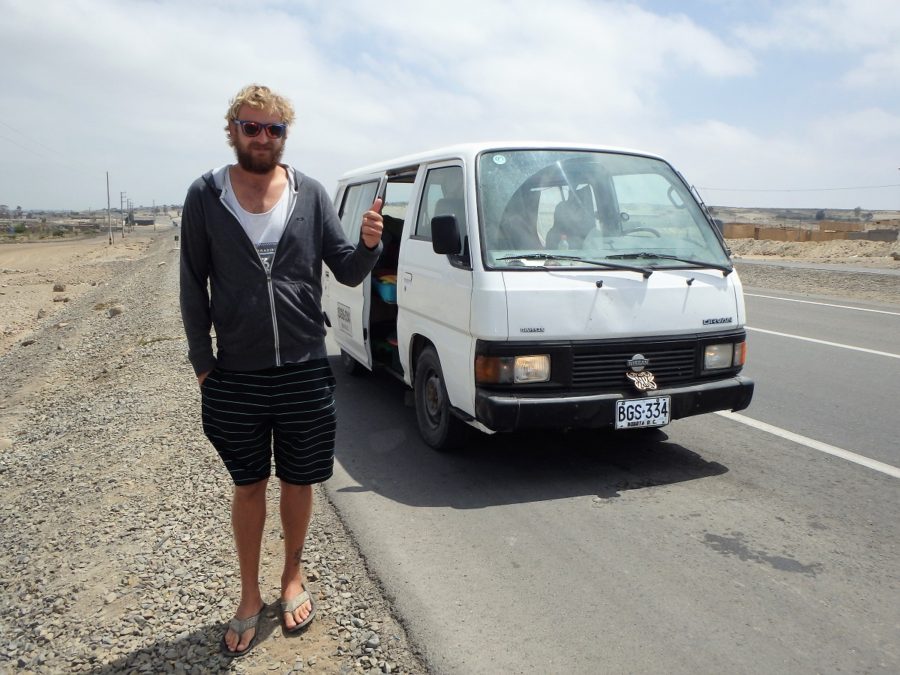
[324,279,900,674]
[741,288,900,467]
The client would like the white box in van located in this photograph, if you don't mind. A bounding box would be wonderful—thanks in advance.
[323,143,753,449]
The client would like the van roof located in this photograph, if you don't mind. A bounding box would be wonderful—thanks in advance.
[338,141,665,179]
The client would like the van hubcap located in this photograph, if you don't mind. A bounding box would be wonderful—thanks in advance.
[424,372,443,423]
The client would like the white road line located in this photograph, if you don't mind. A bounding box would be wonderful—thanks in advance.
[716,411,900,479]
[745,293,900,316]
[746,326,900,359]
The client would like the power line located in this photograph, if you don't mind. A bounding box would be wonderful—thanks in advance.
[0,120,70,161]
[0,132,41,155]
[0,132,77,170]
[698,183,900,193]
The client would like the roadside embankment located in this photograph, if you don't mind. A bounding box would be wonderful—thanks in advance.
[0,231,425,674]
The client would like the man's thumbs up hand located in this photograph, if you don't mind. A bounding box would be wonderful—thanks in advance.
[361,198,384,249]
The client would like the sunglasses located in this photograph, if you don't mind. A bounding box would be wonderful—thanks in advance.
[232,119,288,139]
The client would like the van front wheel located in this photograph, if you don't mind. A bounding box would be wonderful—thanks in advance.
[414,347,468,451]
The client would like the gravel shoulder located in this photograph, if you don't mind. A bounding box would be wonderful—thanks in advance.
[729,236,900,307]
[0,230,427,674]
[0,232,896,674]
[734,260,900,307]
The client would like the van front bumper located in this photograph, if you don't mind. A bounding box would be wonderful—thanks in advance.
[474,376,754,432]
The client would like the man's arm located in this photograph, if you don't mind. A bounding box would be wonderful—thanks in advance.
[178,185,216,377]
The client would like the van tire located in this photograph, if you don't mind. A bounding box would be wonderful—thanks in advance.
[340,349,365,376]
[414,347,468,451]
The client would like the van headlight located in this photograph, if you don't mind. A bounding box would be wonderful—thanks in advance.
[475,355,550,384]
[704,341,746,370]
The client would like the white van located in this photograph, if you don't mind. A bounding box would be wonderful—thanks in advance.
[323,143,754,449]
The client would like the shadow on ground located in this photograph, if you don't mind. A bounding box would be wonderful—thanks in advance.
[92,603,282,673]
[331,357,728,510]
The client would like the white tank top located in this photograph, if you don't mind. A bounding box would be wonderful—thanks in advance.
[223,169,289,273]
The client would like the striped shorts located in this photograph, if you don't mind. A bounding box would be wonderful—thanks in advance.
[200,359,337,486]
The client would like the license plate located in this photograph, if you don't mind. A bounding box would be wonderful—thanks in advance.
[615,396,671,429]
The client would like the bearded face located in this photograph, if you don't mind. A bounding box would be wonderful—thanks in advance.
[233,137,285,174]
[229,105,288,174]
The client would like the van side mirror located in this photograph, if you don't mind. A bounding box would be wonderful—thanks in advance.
[431,215,461,255]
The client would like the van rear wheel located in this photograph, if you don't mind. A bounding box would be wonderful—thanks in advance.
[414,347,468,451]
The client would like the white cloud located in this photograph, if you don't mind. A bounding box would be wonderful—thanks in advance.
[843,44,900,87]
[736,0,900,50]
[310,1,754,128]
[665,107,900,208]
[0,0,896,210]
[736,0,900,89]
[809,106,900,144]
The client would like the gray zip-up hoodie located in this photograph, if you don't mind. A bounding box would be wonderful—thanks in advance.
[179,165,381,375]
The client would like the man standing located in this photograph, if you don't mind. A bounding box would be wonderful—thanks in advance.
[179,84,383,658]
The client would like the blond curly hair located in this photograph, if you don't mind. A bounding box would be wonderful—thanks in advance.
[224,84,296,146]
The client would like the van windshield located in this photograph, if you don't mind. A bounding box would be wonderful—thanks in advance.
[477,149,731,271]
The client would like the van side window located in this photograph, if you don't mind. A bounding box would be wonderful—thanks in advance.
[339,181,378,240]
[415,166,466,243]
[378,180,413,270]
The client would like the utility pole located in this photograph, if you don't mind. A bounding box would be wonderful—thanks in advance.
[120,191,126,239]
[106,172,112,245]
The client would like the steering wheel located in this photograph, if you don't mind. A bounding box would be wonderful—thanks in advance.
[624,227,661,237]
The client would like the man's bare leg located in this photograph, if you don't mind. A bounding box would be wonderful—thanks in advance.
[280,481,314,629]
[223,478,268,653]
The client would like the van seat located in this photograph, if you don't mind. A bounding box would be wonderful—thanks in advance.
[546,186,595,248]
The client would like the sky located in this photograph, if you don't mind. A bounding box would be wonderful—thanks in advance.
[1,0,899,212]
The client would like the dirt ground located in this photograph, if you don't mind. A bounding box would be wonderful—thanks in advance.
[0,233,153,354]
[728,237,900,269]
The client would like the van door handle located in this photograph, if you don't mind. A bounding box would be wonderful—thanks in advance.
[403,272,413,282]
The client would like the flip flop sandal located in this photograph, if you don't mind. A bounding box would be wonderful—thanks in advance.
[281,584,317,633]
[220,604,265,658]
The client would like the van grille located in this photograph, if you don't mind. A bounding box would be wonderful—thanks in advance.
[572,345,697,388]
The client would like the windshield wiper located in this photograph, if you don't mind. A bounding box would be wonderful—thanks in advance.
[605,252,732,275]
[496,253,653,277]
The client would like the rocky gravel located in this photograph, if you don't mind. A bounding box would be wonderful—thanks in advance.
[734,260,900,306]
[0,231,427,674]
